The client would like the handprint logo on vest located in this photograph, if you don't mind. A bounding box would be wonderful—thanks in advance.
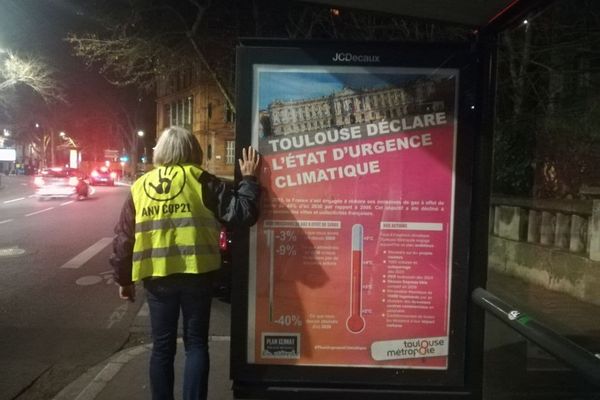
[143,165,186,201]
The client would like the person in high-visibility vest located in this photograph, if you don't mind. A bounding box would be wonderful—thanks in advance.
[109,126,260,400]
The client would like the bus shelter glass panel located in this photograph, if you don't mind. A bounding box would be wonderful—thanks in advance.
[248,65,458,369]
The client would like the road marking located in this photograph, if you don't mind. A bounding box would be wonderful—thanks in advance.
[0,246,26,257]
[60,200,75,206]
[75,276,103,285]
[3,197,25,204]
[0,219,13,225]
[25,207,54,216]
[138,301,149,316]
[60,237,113,269]
[106,303,128,329]
[75,271,113,286]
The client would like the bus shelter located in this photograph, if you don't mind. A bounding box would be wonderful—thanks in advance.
[229,1,599,399]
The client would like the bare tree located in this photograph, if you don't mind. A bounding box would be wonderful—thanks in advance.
[285,5,469,41]
[0,50,65,106]
[67,1,468,115]
[493,1,600,197]
[66,0,238,110]
[66,33,192,92]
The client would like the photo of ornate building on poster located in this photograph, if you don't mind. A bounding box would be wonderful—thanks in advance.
[259,77,453,138]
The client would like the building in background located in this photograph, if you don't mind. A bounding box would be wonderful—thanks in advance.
[155,67,236,179]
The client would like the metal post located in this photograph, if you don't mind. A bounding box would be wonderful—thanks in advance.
[50,130,55,167]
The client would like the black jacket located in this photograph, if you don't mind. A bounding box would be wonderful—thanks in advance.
[109,171,260,286]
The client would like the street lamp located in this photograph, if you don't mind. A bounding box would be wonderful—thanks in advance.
[137,130,147,165]
[57,131,79,168]
[59,131,76,148]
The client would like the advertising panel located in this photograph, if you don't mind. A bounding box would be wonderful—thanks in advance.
[246,64,458,370]
[0,148,17,162]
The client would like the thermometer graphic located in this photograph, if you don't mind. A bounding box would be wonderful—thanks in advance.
[265,229,275,322]
[346,224,366,333]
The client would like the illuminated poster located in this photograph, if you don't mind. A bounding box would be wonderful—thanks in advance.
[247,65,458,369]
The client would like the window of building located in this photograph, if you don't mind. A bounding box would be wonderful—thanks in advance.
[163,104,171,128]
[178,99,185,125]
[164,96,193,130]
[224,101,234,123]
[186,96,193,129]
[225,141,235,165]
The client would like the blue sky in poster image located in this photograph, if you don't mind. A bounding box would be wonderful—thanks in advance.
[257,70,424,110]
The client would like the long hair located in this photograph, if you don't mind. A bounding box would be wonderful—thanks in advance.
[153,126,203,166]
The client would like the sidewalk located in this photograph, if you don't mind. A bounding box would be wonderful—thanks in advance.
[53,299,236,400]
[52,271,600,400]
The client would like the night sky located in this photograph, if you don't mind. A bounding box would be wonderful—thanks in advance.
[0,0,156,157]
[0,1,86,66]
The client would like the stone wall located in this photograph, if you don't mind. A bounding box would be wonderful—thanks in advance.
[488,198,600,306]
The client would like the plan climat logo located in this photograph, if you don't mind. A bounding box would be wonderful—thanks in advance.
[370,336,449,361]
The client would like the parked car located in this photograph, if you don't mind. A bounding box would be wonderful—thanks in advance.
[89,166,116,186]
[34,167,90,200]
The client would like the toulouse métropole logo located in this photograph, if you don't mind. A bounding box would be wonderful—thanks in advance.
[332,52,380,63]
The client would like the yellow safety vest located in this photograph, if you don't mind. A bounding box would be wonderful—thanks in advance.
[130,164,221,281]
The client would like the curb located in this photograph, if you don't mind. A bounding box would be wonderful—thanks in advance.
[52,344,151,400]
[52,299,152,400]
[53,336,232,400]
[53,297,232,399]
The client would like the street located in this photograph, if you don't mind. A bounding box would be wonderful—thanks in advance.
[0,175,142,400]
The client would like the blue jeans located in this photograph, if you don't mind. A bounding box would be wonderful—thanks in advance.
[144,273,214,400]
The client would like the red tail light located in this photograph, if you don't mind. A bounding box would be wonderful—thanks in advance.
[91,170,99,177]
[219,228,228,251]
[110,172,117,179]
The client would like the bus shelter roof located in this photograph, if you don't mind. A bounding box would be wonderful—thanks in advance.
[303,0,548,32]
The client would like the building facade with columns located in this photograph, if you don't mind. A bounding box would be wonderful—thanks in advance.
[260,78,451,137]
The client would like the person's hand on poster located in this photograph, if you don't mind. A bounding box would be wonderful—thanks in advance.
[239,146,260,178]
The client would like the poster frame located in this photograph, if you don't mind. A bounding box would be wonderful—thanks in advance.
[231,39,487,399]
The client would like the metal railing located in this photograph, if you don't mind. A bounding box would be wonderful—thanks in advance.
[472,287,600,385]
